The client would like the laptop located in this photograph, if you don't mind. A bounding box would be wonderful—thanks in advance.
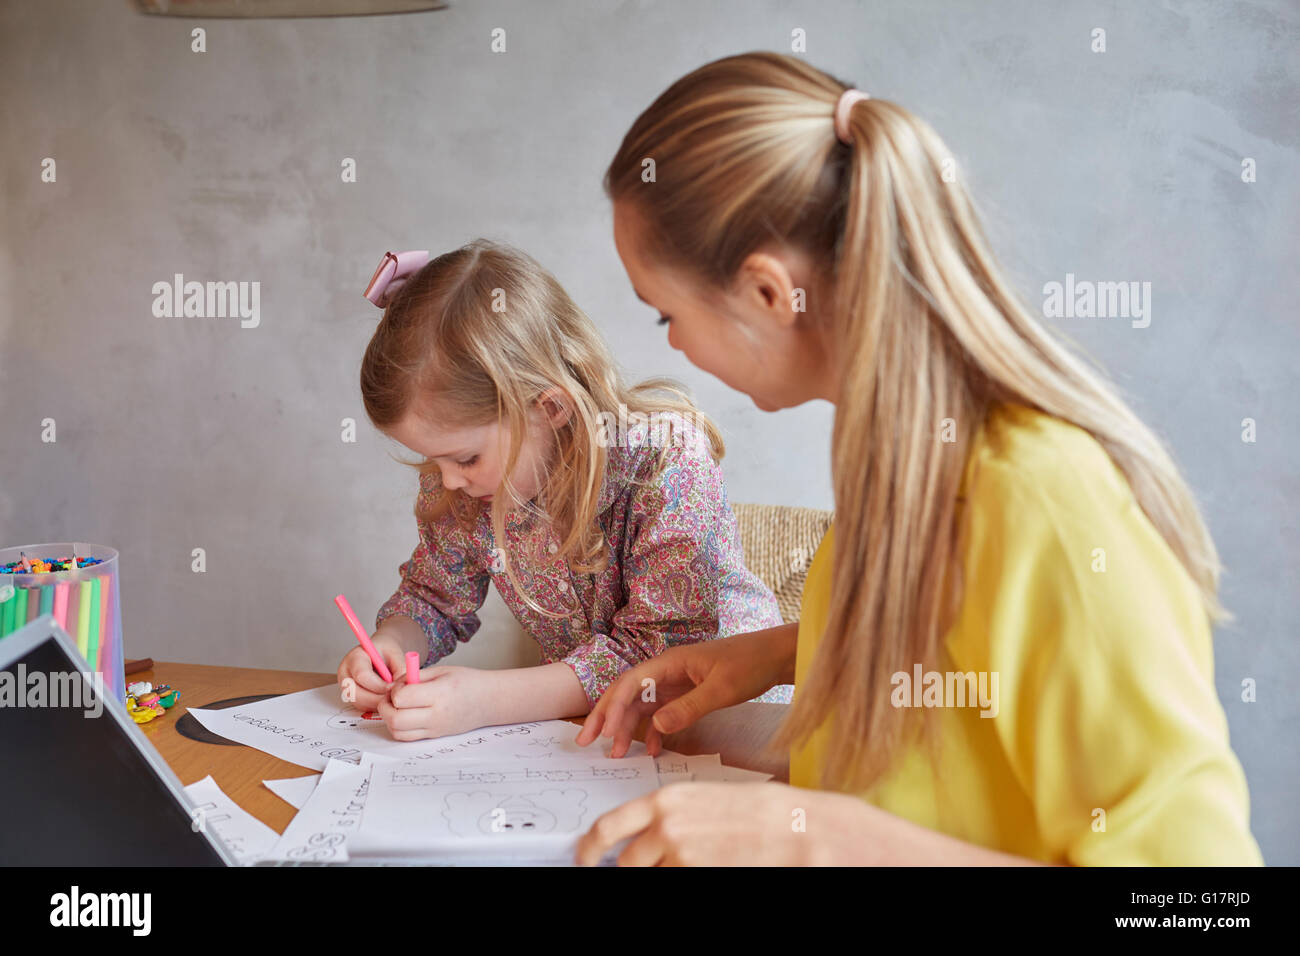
[0,614,237,866]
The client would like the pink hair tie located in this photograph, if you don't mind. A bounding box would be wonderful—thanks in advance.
[363,250,429,308]
[834,89,871,144]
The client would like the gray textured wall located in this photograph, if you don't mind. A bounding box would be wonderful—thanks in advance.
[1,1,1295,862]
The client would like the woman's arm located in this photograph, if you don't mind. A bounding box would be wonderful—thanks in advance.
[577,623,800,757]
[575,782,1054,866]
[818,791,1051,865]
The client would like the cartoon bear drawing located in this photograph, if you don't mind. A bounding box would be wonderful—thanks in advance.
[442,790,588,837]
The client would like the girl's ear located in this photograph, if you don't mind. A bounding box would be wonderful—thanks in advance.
[535,386,576,428]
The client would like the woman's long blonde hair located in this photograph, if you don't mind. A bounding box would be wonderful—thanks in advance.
[604,52,1225,792]
[360,238,722,615]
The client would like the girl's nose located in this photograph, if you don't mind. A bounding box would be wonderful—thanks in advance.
[440,466,465,490]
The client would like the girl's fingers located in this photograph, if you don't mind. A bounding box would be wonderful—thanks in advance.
[345,686,383,708]
[390,678,439,709]
[389,666,452,705]
[384,705,427,732]
[378,698,430,733]
[389,727,428,741]
[351,665,390,695]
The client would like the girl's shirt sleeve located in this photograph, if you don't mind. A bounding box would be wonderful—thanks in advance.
[561,440,732,705]
[948,421,1262,865]
[375,474,490,666]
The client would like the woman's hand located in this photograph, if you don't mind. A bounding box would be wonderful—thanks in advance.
[575,782,1053,867]
[377,664,491,741]
[575,623,798,757]
[574,782,883,866]
[336,631,406,712]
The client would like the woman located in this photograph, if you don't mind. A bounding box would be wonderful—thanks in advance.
[573,52,1261,866]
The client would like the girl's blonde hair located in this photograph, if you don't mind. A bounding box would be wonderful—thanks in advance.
[360,239,722,616]
[604,52,1225,792]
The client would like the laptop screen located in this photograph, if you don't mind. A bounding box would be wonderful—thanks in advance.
[0,634,227,866]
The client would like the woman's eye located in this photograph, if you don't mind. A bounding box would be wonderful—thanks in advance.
[657,314,671,326]
[458,456,479,468]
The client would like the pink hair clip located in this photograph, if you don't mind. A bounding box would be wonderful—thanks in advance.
[363,250,429,308]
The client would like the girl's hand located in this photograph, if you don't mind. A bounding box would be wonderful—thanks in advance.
[336,632,404,712]
[377,665,490,741]
[575,782,879,866]
[576,624,798,757]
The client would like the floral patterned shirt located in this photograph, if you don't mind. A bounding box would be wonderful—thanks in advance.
[375,418,784,706]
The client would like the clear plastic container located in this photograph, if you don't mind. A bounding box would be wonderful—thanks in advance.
[0,541,127,704]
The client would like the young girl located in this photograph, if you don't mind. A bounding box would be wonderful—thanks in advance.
[575,52,1263,866]
[337,239,787,741]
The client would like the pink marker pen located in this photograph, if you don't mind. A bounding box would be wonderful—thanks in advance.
[405,651,421,684]
[334,593,393,683]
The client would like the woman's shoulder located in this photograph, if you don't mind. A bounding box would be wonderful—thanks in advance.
[953,403,1208,660]
[962,403,1133,515]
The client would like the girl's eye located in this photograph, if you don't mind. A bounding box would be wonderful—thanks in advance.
[458,456,479,468]
[657,314,671,326]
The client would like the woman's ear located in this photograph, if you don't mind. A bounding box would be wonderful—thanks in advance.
[534,386,576,428]
[739,248,814,329]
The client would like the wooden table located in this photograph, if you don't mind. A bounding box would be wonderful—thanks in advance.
[135,661,791,833]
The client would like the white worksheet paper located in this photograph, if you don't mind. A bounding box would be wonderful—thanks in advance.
[719,765,775,783]
[262,759,368,863]
[263,773,322,810]
[349,753,660,863]
[188,685,646,771]
[183,775,279,865]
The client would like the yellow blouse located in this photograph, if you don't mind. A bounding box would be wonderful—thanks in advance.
[790,404,1262,865]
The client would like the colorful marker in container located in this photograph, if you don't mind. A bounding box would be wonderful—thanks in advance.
[333,593,393,683]
[76,580,93,661]
[0,587,13,637]
[86,577,102,673]
[53,582,70,632]
[405,651,421,685]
